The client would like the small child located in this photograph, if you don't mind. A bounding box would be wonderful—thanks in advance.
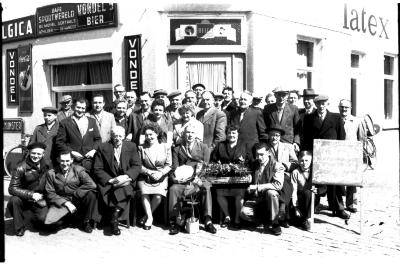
[290,151,313,231]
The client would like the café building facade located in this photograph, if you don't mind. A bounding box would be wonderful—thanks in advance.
[2,1,398,155]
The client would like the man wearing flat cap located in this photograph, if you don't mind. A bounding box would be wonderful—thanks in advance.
[263,86,300,152]
[165,91,182,124]
[213,93,224,111]
[29,107,60,167]
[303,95,349,220]
[298,89,318,148]
[7,142,50,236]
[154,89,170,108]
[57,95,73,122]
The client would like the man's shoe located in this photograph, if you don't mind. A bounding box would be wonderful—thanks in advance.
[300,220,311,231]
[279,220,290,228]
[138,216,148,227]
[83,220,93,233]
[204,222,217,234]
[334,210,350,220]
[16,227,26,237]
[346,206,358,213]
[111,222,121,236]
[269,223,282,236]
[169,223,179,235]
[220,217,231,228]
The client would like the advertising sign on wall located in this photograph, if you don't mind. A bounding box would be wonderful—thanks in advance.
[124,35,142,93]
[7,49,19,105]
[18,45,33,114]
[2,16,36,43]
[36,3,117,37]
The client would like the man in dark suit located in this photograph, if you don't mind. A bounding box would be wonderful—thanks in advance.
[263,86,300,152]
[298,89,318,148]
[302,95,349,219]
[228,91,268,148]
[196,91,227,151]
[168,125,216,235]
[221,86,237,115]
[93,126,142,235]
[7,142,49,236]
[57,95,74,122]
[29,107,59,167]
[127,91,152,145]
[55,98,101,171]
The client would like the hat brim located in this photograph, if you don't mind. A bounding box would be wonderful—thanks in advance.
[267,127,286,136]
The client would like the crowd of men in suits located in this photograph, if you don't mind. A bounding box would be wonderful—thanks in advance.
[7,83,366,237]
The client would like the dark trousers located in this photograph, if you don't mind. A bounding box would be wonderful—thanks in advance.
[297,189,312,219]
[346,186,357,207]
[7,196,48,231]
[69,191,101,223]
[168,184,212,221]
[327,185,346,211]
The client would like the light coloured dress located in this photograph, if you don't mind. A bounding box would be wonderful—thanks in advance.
[137,142,172,197]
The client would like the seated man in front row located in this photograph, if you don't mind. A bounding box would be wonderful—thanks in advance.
[93,126,142,236]
[7,142,50,236]
[240,142,285,236]
[168,124,217,235]
[45,151,100,233]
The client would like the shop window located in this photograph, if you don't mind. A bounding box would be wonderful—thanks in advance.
[296,39,315,89]
[186,62,226,93]
[383,55,395,120]
[49,55,113,111]
[350,52,364,116]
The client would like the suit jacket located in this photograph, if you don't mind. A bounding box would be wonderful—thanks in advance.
[252,158,285,191]
[267,142,298,172]
[298,107,316,147]
[172,140,210,170]
[93,141,142,204]
[138,143,172,181]
[228,107,268,147]
[196,107,227,149]
[45,164,97,207]
[302,110,345,151]
[211,140,253,164]
[56,116,101,156]
[57,109,73,122]
[221,100,237,114]
[263,103,300,144]
[127,109,150,146]
[29,121,59,165]
[8,157,49,200]
[86,110,116,143]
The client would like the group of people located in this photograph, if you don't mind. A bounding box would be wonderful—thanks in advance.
[7,82,367,238]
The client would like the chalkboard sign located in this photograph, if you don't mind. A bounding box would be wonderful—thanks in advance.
[312,139,363,186]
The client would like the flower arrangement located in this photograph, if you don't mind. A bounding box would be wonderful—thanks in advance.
[199,161,252,178]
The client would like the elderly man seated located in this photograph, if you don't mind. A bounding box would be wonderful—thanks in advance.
[240,143,285,236]
[93,126,142,235]
[45,151,100,233]
[168,124,216,235]
[7,142,50,236]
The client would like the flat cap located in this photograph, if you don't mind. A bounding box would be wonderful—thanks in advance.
[27,142,47,150]
[42,106,58,114]
[338,99,352,108]
[314,94,329,102]
[60,95,72,103]
[167,91,182,98]
[273,86,290,93]
[153,89,168,97]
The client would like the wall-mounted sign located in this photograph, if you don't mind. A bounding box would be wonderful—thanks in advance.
[36,3,117,37]
[7,49,19,105]
[170,19,241,45]
[18,45,33,114]
[2,16,36,43]
[124,35,142,93]
[3,118,24,132]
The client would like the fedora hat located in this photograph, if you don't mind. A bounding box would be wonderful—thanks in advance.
[301,89,318,98]
[267,125,286,136]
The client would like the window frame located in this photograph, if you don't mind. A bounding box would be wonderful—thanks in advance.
[296,35,321,90]
[383,53,397,125]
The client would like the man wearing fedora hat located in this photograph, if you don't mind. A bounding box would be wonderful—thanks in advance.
[57,95,73,121]
[298,89,318,148]
[29,107,60,167]
[263,86,300,152]
[7,142,50,236]
[303,95,349,219]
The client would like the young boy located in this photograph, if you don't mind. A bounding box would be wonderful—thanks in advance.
[290,150,313,231]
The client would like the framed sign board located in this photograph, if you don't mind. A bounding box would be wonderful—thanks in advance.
[312,139,364,186]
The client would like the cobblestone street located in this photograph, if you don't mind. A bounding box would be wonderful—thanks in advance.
[3,133,400,263]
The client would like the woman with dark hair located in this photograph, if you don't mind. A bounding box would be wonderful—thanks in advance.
[137,123,172,230]
[173,103,204,146]
[140,99,173,147]
[211,125,253,229]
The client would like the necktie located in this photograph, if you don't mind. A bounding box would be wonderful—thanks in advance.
[277,108,283,122]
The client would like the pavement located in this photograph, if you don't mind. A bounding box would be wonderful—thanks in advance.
[2,132,400,263]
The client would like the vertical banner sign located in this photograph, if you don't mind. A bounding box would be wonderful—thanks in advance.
[18,45,33,114]
[7,49,19,105]
[124,35,142,93]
